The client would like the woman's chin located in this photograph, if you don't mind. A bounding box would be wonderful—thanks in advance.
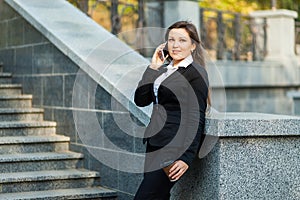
[170,55,182,61]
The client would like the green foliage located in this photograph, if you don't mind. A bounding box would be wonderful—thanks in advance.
[200,0,300,20]
[200,0,259,14]
[270,0,300,21]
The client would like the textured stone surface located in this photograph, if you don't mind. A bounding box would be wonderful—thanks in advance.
[0,94,33,108]
[0,135,70,154]
[0,187,117,199]
[0,151,83,172]
[0,169,101,192]
[0,23,117,198]
[0,121,57,136]
[0,108,44,121]
[171,113,300,200]
[4,0,150,125]
[205,112,300,137]
[0,84,22,95]
[0,73,12,84]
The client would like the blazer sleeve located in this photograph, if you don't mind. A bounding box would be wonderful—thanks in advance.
[178,66,209,167]
[134,67,161,107]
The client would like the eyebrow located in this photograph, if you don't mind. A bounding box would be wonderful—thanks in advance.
[168,36,188,39]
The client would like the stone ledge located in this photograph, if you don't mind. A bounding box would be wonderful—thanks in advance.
[0,151,83,162]
[0,187,117,199]
[0,73,12,78]
[0,135,70,144]
[0,108,44,113]
[0,84,22,88]
[0,94,32,100]
[0,169,99,183]
[0,121,56,128]
[205,112,300,137]
[250,9,298,19]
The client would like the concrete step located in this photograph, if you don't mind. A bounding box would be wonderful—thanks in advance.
[0,135,70,154]
[0,187,117,200]
[0,63,117,199]
[0,108,44,121]
[0,151,84,173]
[0,169,101,193]
[0,84,22,96]
[0,121,56,136]
[0,95,32,108]
[0,73,12,84]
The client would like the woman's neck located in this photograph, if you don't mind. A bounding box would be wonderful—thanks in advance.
[172,59,183,68]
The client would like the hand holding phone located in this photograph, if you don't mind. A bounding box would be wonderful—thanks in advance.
[159,42,169,61]
[150,42,169,70]
[159,49,169,61]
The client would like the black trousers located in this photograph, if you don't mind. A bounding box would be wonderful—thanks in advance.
[134,144,177,200]
[134,168,176,200]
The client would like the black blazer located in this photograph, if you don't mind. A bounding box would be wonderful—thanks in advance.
[134,62,209,166]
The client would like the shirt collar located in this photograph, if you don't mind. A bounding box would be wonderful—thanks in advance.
[169,54,193,68]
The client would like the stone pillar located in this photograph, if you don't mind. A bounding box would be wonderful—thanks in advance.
[249,9,298,65]
[164,0,200,30]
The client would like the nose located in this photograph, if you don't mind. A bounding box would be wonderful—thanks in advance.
[172,40,179,48]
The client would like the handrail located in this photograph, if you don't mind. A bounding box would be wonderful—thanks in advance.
[68,0,269,61]
[200,7,267,61]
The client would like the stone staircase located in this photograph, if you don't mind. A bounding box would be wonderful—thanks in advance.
[0,63,117,199]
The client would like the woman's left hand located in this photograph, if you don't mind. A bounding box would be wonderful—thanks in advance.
[168,160,189,181]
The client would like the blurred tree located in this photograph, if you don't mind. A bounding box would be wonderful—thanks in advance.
[199,0,259,14]
[200,0,300,20]
[253,0,300,20]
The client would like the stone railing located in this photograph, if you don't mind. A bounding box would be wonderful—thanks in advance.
[172,112,300,200]
[200,8,267,61]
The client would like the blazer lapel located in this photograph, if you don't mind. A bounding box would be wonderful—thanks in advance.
[160,65,188,86]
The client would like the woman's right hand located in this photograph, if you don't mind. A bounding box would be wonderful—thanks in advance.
[149,42,169,70]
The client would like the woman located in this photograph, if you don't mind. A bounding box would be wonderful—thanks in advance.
[134,21,209,200]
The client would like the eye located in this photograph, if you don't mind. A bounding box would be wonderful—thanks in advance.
[168,38,175,42]
[179,39,187,43]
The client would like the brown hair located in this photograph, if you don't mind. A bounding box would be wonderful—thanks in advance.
[164,21,206,68]
[165,21,211,106]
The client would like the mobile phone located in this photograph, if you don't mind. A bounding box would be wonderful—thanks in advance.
[159,44,169,61]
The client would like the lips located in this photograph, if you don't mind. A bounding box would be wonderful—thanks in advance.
[172,50,181,54]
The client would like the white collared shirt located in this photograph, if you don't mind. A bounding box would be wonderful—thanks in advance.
[153,55,193,103]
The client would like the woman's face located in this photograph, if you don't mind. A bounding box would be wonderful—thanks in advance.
[167,28,196,65]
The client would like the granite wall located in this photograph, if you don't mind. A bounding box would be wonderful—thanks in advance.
[0,1,143,199]
[171,113,300,200]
